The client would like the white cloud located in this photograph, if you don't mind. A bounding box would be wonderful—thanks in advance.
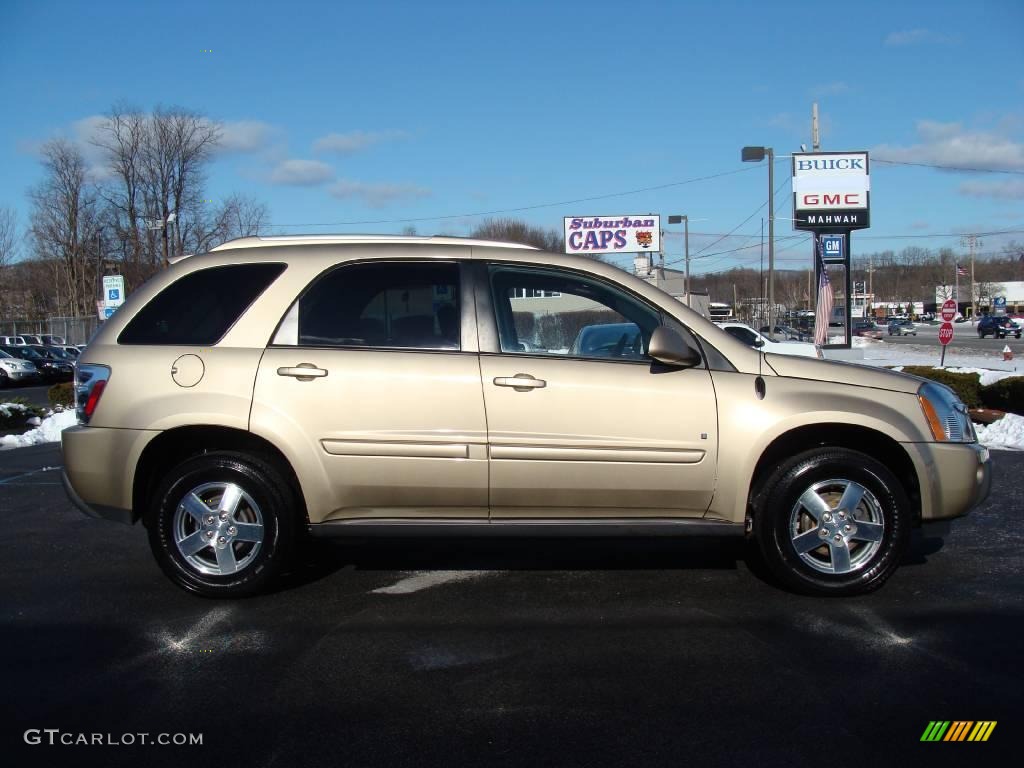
[328,179,431,207]
[268,159,335,186]
[884,29,952,46]
[872,119,1024,171]
[217,120,276,153]
[313,130,408,154]
[958,179,1024,200]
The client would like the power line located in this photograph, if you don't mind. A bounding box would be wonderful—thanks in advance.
[873,158,1024,175]
[267,166,760,228]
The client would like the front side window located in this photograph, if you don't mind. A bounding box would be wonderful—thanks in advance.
[489,266,661,361]
[119,263,286,346]
[294,261,460,350]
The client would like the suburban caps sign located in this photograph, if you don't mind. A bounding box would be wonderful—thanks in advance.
[792,152,870,231]
[564,215,661,256]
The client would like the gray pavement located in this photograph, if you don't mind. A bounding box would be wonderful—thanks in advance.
[1,442,1019,767]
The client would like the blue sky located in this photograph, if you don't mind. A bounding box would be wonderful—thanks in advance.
[1,0,1022,274]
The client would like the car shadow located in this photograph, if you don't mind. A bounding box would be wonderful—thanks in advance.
[272,535,752,593]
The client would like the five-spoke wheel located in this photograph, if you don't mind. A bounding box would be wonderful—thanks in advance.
[754,448,910,595]
[148,452,295,597]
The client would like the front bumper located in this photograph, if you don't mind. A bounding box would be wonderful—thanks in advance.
[919,442,992,521]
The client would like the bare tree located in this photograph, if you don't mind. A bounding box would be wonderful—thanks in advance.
[92,105,147,268]
[0,206,16,268]
[192,194,271,253]
[28,140,101,317]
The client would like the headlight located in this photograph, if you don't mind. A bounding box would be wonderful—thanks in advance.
[918,381,976,443]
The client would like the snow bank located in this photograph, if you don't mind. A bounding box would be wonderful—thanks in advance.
[0,402,31,418]
[0,409,77,450]
[975,414,1024,451]
[942,367,1023,386]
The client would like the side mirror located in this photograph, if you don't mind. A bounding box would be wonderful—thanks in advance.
[648,326,701,368]
[753,339,765,348]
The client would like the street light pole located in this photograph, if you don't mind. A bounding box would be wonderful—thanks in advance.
[742,146,775,338]
[667,215,690,306]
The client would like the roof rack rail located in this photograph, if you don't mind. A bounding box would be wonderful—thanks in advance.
[209,234,539,252]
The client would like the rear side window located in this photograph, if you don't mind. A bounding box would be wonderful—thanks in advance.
[292,261,460,350]
[118,263,285,345]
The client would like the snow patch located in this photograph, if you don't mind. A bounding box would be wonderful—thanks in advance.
[0,402,31,418]
[0,409,77,450]
[975,414,1024,451]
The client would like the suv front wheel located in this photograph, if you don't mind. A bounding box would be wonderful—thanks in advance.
[754,448,911,596]
[146,451,296,597]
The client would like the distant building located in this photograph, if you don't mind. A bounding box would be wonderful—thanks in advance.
[934,281,1024,315]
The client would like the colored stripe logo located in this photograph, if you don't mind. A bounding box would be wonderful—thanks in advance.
[921,721,996,742]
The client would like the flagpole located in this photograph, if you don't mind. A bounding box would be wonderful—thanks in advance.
[955,262,959,315]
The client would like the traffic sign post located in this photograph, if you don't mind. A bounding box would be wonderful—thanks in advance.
[939,320,954,367]
[941,298,957,323]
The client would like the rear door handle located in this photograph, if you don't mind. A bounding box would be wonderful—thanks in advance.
[277,363,328,381]
[493,373,546,391]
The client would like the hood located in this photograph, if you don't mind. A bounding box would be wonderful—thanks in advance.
[765,354,921,394]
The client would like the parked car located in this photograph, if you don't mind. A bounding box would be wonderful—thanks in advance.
[40,334,67,346]
[0,349,40,386]
[888,320,917,336]
[63,235,990,598]
[853,321,883,340]
[1,345,70,382]
[56,345,81,358]
[718,322,822,358]
[19,334,43,345]
[30,345,77,377]
[759,325,806,341]
[0,335,29,346]
[977,315,1022,339]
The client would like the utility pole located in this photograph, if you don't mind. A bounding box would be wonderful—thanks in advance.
[812,102,820,152]
[733,283,738,319]
[684,216,690,306]
[961,234,981,322]
[867,255,874,316]
[767,149,775,336]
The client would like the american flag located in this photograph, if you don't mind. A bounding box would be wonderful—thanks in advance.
[814,236,833,347]
[956,263,968,276]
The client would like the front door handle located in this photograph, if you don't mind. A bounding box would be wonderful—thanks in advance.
[493,373,546,391]
[277,363,328,382]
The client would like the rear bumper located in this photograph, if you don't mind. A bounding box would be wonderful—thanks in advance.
[61,425,160,525]
[62,470,133,525]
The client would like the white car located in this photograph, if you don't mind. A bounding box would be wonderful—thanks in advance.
[716,323,823,359]
[0,349,40,385]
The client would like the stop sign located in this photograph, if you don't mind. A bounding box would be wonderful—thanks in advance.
[939,322,954,346]
[941,299,957,322]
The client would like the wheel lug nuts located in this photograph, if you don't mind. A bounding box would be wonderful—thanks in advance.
[838,511,846,519]
[227,526,237,536]
[206,531,214,539]
[219,512,229,521]
[823,513,832,522]
[205,515,215,525]
[819,528,829,537]
[833,534,842,542]
[843,524,852,532]
[217,536,226,544]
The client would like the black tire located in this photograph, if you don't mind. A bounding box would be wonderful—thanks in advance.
[753,448,911,596]
[146,451,297,597]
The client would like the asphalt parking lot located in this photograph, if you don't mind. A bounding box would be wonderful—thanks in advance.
[1,442,1020,767]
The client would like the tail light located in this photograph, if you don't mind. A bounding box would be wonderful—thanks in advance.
[75,364,111,424]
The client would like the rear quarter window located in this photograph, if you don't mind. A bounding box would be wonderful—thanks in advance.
[118,263,286,346]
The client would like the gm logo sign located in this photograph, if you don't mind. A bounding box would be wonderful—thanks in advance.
[822,235,844,262]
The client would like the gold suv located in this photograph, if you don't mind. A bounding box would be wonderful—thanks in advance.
[62,236,992,597]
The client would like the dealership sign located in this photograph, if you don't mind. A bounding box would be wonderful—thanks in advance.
[792,152,870,231]
[564,215,661,256]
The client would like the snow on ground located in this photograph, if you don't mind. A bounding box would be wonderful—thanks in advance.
[975,414,1024,451]
[850,338,1023,374]
[0,402,31,418]
[0,409,76,450]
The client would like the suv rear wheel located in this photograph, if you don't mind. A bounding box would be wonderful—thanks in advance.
[754,448,911,596]
[146,451,296,597]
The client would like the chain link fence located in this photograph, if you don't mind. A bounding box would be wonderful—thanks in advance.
[0,316,100,346]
